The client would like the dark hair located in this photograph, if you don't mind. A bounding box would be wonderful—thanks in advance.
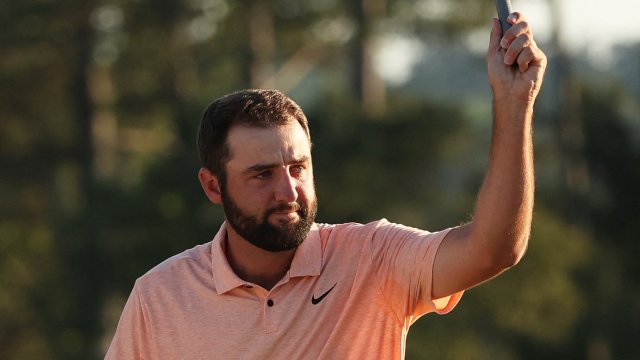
[197,89,310,182]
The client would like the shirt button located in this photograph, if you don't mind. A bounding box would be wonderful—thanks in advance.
[267,299,274,307]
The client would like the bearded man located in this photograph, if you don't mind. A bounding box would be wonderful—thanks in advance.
[106,13,546,359]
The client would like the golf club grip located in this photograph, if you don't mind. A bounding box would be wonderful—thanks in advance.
[495,0,513,33]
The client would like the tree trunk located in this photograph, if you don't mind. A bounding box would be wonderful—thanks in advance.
[248,0,276,89]
[351,0,386,115]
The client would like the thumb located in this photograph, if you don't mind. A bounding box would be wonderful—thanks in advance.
[488,18,502,54]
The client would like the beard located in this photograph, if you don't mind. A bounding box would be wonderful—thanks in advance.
[220,189,318,252]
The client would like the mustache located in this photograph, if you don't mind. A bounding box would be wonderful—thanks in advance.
[266,202,302,215]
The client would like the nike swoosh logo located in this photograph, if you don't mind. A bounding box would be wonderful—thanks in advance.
[311,283,337,305]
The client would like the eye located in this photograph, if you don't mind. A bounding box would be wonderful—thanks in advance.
[255,170,272,179]
[290,165,305,177]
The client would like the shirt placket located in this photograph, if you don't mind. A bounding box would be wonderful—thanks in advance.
[262,292,278,334]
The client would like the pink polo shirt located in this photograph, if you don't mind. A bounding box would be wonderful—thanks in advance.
[105,219,463,359]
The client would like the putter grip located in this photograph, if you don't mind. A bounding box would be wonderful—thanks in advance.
[495,0,513,32]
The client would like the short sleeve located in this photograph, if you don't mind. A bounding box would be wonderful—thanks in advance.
[368,219,463,322]
[105,281,152,360]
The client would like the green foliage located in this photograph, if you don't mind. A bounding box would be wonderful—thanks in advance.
[309,95,470,228]
[1,0,639,359]
[406,208,594,359]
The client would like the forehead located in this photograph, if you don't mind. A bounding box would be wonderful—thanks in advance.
[225,121,311,169]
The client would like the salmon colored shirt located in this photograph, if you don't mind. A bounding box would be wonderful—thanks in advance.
[105,219,463,359]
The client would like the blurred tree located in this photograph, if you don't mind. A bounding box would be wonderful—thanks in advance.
[0,0,104,358]
[385,0,494,37]
[247,0,277,87]
[3,0,639,359]
[349,0,387,114]
[579,84,640,360]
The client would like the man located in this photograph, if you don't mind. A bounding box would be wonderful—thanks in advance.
[106,13,546,359]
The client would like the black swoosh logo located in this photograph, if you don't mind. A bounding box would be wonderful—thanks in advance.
[311,283,337,305]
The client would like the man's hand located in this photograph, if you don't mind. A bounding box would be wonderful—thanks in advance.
[487,13,547,103]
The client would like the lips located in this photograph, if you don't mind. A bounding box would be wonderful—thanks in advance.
[269,203,301,215]
[268,203,302,224]
[273,211,299,221]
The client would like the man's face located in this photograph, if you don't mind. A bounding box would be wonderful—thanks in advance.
[220,121,317,252]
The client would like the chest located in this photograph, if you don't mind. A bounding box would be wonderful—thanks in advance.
[143,264,399,359]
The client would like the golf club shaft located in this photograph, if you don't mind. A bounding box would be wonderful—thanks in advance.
[495,0,513,33]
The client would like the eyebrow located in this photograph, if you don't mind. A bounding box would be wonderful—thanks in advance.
[244,155,310,174]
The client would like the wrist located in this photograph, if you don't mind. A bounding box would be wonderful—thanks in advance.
[492,96,535,131]
[491,82,540,107]
[492,93,535,113]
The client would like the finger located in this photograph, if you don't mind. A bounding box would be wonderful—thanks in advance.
[517,44,546,72]
[516,46,534,72]
[500,13,532,49]
[508,12,526,25]
[508,12,530,32]
[489,18,503,53]
[504,33,533,65]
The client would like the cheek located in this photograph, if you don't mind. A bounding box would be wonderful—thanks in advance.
[226,181,269,211]
[299,178,316,201]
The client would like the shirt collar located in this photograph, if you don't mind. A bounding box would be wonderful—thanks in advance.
[210,222,322,295]
[289,223,322,278]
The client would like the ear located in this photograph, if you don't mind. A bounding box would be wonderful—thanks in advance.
[198,167,222,205]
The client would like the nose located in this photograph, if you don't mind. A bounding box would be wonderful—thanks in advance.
[274,172,298,203]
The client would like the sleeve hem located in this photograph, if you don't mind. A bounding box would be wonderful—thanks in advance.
[426,227,465,315]
[434,290,464,315]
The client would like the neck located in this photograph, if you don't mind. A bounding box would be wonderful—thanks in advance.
[224,225,296,291]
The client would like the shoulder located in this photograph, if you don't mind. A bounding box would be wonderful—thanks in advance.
[315,219,389,241]
[312,219,404,254]
[135,242,212,292]
[316,219,429,240]
[317,219,450,259]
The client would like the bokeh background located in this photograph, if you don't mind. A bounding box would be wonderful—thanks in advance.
[1,0,639,359]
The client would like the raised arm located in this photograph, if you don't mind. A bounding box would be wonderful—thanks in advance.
[432,13,547,299]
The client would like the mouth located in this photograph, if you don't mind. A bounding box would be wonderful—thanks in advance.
[271,210,300,222]
[268,204,302,224]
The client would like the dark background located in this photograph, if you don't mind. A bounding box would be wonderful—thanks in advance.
[1,0,639,359]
